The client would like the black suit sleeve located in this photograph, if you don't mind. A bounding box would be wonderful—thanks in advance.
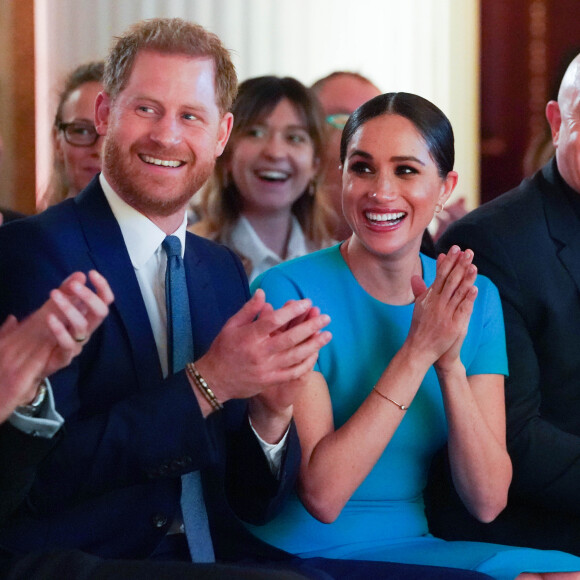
[438,218,580,514]
[0,422,61,523]
[225,416,300,526]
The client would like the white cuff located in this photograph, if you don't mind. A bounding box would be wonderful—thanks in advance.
[249,418,290,478]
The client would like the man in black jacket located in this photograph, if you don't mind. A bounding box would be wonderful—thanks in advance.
[432,52,580,555]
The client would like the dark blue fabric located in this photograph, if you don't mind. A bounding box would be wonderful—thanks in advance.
[163,236,194,375]
[0,178,287,561]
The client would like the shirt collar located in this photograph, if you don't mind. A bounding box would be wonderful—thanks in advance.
[99,173,188,268]
[230,215,309,266]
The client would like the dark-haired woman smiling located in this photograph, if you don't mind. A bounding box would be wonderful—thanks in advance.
[247,93,580,579]
[191,76,333,282]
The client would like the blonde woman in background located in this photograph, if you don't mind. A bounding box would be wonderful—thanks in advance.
[42,62,104,209]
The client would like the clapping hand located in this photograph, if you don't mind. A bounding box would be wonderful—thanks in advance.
[0,270,113,422]
[408,246,477,371]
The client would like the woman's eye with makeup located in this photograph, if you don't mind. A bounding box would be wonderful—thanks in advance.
[395,165,419,176]
[349,161,373,175]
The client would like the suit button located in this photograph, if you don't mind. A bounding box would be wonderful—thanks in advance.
[151,513,168,528]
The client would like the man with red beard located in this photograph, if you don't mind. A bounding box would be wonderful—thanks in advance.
[0,18,492,580]
[0,17,329,576]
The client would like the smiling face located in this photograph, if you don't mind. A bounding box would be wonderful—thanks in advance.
[342,113,456,260]
[95,50,232,230]
[227,98,318,218]
[55,81,103,196]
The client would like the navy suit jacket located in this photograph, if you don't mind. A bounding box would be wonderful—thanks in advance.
[0,178,300,562]
[0,423,61,525]
[428,159,580,553]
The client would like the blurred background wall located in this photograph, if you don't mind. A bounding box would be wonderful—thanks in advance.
[1,0,479,213]
[0,0,578,215]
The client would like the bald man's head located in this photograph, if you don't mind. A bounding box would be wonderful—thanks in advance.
[557,54,580,104]
[546,53,580,193]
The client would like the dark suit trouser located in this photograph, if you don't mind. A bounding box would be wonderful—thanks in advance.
[0,550,310,580]
[0,550,494,579]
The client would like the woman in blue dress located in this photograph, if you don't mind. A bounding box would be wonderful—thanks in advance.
[248,92,580,579]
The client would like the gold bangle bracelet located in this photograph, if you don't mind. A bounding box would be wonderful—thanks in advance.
[372,387,409,411]
[186,363,223,411]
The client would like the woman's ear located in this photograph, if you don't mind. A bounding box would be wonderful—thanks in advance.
[438,170,458,207]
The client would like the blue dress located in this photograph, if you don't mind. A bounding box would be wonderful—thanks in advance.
[248,245,580,580]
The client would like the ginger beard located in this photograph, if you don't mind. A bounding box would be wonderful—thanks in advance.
[103,133,216,218]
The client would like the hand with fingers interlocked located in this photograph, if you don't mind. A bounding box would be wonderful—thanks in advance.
[193,288,332,441]
[407,246,478,372]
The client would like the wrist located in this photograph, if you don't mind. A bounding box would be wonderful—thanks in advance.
[15,379,48,417]
[397,341,436,374]
[248,397,293,445]
[434,358,466,380]
[192,356,228,404]
[185,362,223,415]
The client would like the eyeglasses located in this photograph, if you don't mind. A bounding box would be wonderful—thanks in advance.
[325,113,351,131]
[58,122,100,147]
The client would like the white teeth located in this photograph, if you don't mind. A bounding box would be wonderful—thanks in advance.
[258,170,289,181]
[141,155,182,168]
[366,211,406,223]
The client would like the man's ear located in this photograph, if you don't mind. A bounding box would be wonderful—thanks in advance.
[215,112,234,157]
[94,92,111,136]
[545,100,561,147]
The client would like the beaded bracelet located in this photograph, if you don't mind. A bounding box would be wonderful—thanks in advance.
[186,363,223,411]
[372,387,409,411]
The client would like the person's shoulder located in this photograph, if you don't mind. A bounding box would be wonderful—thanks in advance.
[460,181,538,228]
[438,172,546,256]
[0,207,27,223]
[254,244,341,292]
[266,244,340,278]
[185,229,247,279]
[420,252,497,294]
[187,228,232,252]
[474,271,499,294]
[0,198,77,244]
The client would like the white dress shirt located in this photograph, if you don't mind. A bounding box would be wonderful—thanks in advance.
[229,215,316,283]
[100,174,186,378]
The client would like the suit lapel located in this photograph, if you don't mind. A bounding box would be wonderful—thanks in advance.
[541,162,580,296]
[74,180,163,387]
[184,234,225,358]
